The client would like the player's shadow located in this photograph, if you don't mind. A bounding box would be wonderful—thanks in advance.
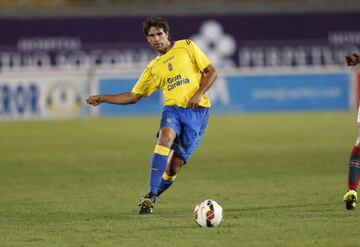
[153,225,198,230]
[225,202,335,213]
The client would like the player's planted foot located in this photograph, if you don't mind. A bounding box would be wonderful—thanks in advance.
[138,192,156,215]
[344,189,357,210]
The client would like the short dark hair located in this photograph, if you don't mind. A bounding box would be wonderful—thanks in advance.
[143,16,170,36]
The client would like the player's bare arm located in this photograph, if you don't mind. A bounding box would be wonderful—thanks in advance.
[86,92,142,106]
[187,64,217,108]
[345,53,360,66]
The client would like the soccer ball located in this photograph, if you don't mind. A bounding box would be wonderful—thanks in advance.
[193,199,223,227]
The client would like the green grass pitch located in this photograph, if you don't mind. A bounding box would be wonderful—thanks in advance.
[0,111,359,247]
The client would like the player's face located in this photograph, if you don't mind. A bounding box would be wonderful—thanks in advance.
[147,26,170,54]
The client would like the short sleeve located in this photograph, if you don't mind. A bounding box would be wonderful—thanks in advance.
[131,67,157,97]
[188,40,212,72]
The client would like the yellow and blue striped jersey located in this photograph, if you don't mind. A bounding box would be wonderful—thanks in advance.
[131,39,212,108]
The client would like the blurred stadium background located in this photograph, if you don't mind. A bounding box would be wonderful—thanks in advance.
[0,0,359,120]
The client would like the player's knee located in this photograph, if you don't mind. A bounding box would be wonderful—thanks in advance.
[158,133,175,147]
[158,127,176,147]
[356,138,360,147]
[158,138,172,148]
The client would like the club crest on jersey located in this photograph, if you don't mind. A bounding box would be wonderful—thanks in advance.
[168,63,173,71]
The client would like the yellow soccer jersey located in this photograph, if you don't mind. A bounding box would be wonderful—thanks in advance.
[131,39,212,108]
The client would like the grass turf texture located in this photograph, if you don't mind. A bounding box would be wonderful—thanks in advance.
[0,111,358,247]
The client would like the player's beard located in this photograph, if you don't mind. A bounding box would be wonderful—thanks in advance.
[153,39,170,54]
[154,43,166,53]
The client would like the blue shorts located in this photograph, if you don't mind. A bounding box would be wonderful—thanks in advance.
[159,106,209,163]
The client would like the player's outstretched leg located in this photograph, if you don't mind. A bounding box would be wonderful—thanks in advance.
[344,190,357,210]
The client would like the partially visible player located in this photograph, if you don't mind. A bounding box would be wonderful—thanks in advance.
[344,52,360,210]
[86,16,217,214]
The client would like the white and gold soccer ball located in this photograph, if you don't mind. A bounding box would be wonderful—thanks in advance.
[193,199,224,227]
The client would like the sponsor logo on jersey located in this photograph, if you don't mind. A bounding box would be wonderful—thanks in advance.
[167,74,190,91]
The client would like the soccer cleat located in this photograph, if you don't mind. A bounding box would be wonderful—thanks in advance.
[343,190,357,210]
[138,193,156,215]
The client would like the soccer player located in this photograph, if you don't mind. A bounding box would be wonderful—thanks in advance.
[86,16,217,214]
[344,52,360,210]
